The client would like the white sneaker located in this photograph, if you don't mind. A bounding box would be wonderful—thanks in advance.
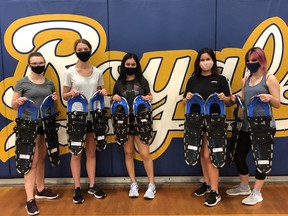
[129,182,139,198]
[242,192,263,205]
[226,185,251,196]
[144,183,156,199]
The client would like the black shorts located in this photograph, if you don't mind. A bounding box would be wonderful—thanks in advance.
[86,120,93,133]
[37,126,45,135]
[128,114,139,136]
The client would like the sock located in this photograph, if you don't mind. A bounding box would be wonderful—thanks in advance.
[252,189,261,195]
[240,184,249,190]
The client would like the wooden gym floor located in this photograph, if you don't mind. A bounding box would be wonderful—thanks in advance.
[0,182,287,215]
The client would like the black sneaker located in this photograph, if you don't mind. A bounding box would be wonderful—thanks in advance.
[25,199,39,215]
[73,187,84,204]
[194,182,211,196]
[204,190,221,207]
[35,188,59,199]
[87,184,106,199]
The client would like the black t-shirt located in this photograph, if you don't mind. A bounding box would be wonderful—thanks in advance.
[113,77,150,113]
[184,74,231,113]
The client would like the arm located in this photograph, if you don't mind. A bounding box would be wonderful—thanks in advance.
[260,74,280,109]
[11,92,26,110]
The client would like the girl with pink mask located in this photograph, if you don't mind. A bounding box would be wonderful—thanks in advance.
[183,47,233,207]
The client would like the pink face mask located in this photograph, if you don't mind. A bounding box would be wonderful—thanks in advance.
[200,60,214,71]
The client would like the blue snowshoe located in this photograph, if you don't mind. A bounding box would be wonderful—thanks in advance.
[228,95,244,164]
[40,94,60,167]
[205,93,228,168]
[14,99,38,174]
[247,96,274,174]
[90,90,109,151]
[133,96,153,144]
[184,93,205,166]
[67,94,88,155]
[111,97,129,146]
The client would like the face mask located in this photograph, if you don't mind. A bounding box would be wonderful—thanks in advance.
[76,51,91,62]
[200,60,214,71]
[246,62,261,73]
[125,67,136,76]
[31,65,45,74]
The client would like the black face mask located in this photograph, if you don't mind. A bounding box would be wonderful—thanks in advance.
[246,62,261,73]
[31,65,45,74]
[76,51,91,62]
[125,67,136,76]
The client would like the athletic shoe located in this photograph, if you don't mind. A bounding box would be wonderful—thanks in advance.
[226,185,251,196]
[204,190,221,207]
[129,182,139,198]
[194,182,211,196]
[35,188,59,199]
[87,184,106,199]
[25,199,39,215]
[73,187,84,204]
[144,183,156,199]
[242,191,263,205]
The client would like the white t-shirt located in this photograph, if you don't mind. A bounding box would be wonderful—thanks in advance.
[63,65,104,119]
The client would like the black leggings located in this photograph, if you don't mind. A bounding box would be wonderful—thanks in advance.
[234,130,275,180]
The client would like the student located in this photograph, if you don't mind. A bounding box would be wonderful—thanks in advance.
[183,48,233,207]
[11,52,59,215]
[63,39,107,204]
[226,47,280,205]
[112,53,155,199]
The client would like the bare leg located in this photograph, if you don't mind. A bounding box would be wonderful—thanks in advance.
[24,137,40,201]
[124,136,136,182]
[135,136,154,183]
[85,133,96,186]
[35,135,46,192]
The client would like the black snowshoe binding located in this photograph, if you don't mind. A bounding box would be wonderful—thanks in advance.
[205,93,228,168]
[111,97,129,146]
[247,96,274,174]
[66,94,88,155]
[14,99,38,174]
[184,93,205,166]
[90,90,109,151]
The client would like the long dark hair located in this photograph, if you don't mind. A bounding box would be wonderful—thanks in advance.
[192,48,219,77]
[118,53,144,85]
